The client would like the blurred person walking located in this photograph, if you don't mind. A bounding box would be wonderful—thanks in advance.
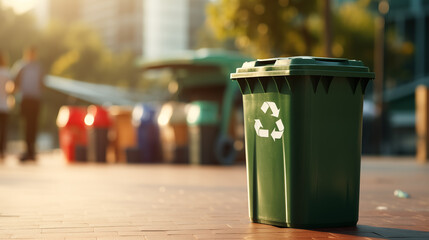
[0,51,13,159]
[12,46,44,162]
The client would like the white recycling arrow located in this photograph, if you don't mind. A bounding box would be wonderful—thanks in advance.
[259,129,269,138]
[271,120,284,141]
[261,102,270,113]
[276,119,284,131]
[254,119,269,138]
[254,119,262,132]
[255,102,284,141]
[271,129,283,141]
[261,101,280,117]
[268,102,280,117]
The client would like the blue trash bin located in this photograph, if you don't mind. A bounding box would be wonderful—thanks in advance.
[132,104,161,163]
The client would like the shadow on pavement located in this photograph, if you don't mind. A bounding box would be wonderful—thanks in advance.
[319,225,429,239]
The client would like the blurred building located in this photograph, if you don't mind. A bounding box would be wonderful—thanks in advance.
[49,0,82,25]
[33,0,50,27]
[82,0,143,55]
[34,0,81,27]
[33,0,209,57]
[144,0,209,59]
[144,0,188,58]
[382,0,429,154]
[188,0,208,50]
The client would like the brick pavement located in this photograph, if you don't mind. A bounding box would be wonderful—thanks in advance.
[0,152,428,240]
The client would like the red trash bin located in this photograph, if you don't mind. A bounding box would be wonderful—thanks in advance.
[56,106,87,162]
[85,105,111,163]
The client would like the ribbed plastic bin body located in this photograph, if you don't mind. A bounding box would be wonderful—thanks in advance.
[231,57,374,228]
[109,106,136,163]
[133,104,161,163]
[56,106,87,162]
[85,105,111,163]
[158,102,189,164]
[187,101,219,165]
[87,128,109,163]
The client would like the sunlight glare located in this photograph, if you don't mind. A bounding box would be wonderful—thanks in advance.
[2,0,37,14]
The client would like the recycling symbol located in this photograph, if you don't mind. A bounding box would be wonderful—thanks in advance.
[254,102,284,141]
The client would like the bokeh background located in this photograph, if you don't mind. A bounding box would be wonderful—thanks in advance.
[0,0,426,157]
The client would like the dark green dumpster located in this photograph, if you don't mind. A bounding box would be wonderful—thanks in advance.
[231,57,374,228]
[187,101,219,165]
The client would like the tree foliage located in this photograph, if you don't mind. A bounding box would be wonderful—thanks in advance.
[45,22,138,87]
[0,4,39,64]
[207,0,376,67]
[0,3,138,87]
[332,0,375,68]
[207,0,319,58]
[0,3,139,135]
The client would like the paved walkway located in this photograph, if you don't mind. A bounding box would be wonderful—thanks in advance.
[0,152,428,240]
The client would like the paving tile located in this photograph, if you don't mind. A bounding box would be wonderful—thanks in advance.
[42,228,94,233]
[165,230,212,235]
[195,233,246,239]
[165,235,196,240]
[0,153,428,239]
[143,235,169,240]
[95,237,117,240]
[64,238,97,240]
[93,227,140,233]
[117,232,146,236]
[43,237,65,240]
[115,237,145,240]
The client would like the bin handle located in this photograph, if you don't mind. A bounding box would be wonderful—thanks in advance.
[215,136,236,165]
[314,57,348,64]
[254,59,277,67]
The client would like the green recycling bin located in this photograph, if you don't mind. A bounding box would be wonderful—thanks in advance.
[187,101,219,165]
[231,57,374,228]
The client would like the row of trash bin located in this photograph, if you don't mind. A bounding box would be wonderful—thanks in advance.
[56,101,221,164]
[59,56,375,229]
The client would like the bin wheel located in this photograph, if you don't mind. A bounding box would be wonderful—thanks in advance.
[215,136,237,165]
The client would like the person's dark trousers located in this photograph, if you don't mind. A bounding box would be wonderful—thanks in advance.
[0,112,7,158]
[21,97,40,159]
